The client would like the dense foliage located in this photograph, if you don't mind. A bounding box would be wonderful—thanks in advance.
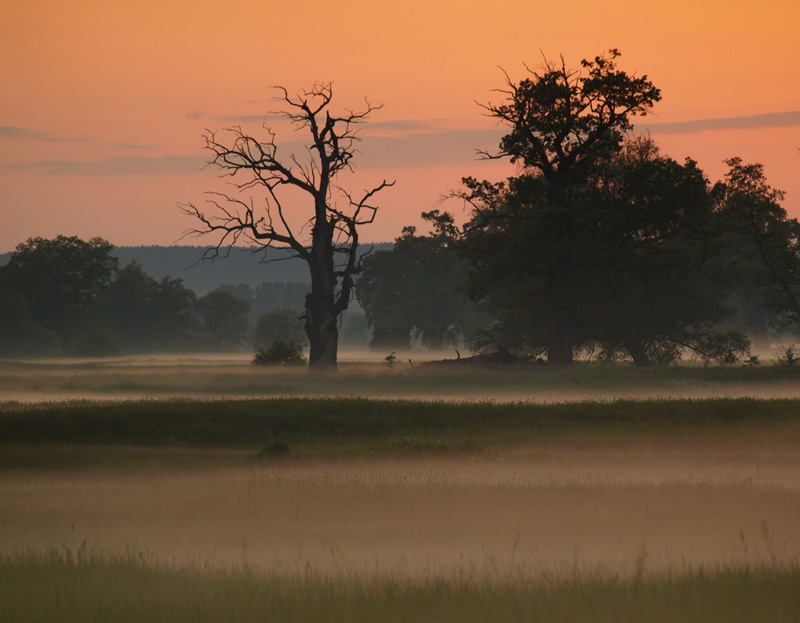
[442,51,800,365]
[0,236,315,357]
[357,211,479,351]
[1,236,118,345]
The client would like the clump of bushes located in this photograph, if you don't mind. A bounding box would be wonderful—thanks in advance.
[252,338,306,366]
[774,344,799,367]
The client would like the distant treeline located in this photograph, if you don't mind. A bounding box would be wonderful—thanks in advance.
[0,244,393,296]
[0,237,369,358]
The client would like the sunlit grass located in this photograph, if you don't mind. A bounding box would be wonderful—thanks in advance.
[1,548,798,623]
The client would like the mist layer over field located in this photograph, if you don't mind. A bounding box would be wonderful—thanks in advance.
[2,360,800,620]
[3,415,799,579]
[5,353,800,404]
[4,457,798,579]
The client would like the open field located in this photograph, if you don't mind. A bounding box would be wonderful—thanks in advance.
[2,360,800,620]
[5,353,800,403]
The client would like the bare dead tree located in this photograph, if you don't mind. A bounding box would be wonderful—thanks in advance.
[181,83,393,368]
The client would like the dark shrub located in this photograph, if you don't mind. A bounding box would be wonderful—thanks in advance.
[252,338,306,366]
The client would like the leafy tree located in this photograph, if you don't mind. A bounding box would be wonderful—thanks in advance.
[195,288,251,350]
[217,283,255,318]
[0,289,60,357]
[0,236,118,345]
[469,50,661,364]
[578,137,739,365]
[459,134,748,365]
[713,158,800,330]
[182,83,393,369]
[356,211,477,351]
[104,261,198,351]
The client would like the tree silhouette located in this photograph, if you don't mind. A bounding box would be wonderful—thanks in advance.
[467,50,661,364]
[1,235,118,345]
[714,157,800,327]
[182,83,393,368]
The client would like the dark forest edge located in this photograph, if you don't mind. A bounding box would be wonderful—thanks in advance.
[0,236,372,359]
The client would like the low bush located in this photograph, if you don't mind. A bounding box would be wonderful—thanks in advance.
[253,338,306,366]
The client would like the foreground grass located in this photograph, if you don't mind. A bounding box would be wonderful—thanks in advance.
[1,396,800,470]
[2,549,799,623]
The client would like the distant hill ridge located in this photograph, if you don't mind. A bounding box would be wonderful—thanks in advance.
[1,244,392,295]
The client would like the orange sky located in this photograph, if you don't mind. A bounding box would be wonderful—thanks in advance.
[1,0,799,252]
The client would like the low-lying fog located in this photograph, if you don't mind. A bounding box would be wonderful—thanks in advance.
[3,355,800,581]
[3,439,799,579]
[4,351,800,404]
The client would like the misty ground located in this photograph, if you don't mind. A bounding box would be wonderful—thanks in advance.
[1,355,799,588]
[4,349,800,403]
[3,435,799,579]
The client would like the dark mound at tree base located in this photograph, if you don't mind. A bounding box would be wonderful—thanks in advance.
[420,350,541,368]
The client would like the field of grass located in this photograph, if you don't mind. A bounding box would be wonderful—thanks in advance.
[2,359,800,621]
[2,395,800,469]
[2,548,799,622]
[4,355,800,403]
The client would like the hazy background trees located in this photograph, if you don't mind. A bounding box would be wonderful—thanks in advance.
[0,236,353,358]
[0,236,118,349]
[356,211,480,352]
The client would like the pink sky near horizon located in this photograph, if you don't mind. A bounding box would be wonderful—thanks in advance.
[1,0,798,253]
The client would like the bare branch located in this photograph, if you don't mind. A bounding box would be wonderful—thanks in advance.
[181,82,393,367]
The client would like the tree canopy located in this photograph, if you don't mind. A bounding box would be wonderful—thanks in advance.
[0,235,118,345]
[713,157,800,329]
[468,51,662,364]
[356,211,477,351]
[105,261,198,352]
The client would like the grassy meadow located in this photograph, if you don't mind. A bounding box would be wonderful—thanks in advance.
[2,357,800,620]
[4,352,800,402]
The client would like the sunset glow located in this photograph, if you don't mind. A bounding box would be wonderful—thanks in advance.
[2,0,798,251]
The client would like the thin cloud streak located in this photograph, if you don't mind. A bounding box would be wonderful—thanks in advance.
[365,119,445,134]
[642,111,800,134]
[7,155,206,176]
[215,113,286,123]
[6,111,798,176]
[0,125,38,138]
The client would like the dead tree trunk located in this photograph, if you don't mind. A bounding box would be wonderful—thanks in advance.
[180,83,393,370]
[304,216,339,368]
